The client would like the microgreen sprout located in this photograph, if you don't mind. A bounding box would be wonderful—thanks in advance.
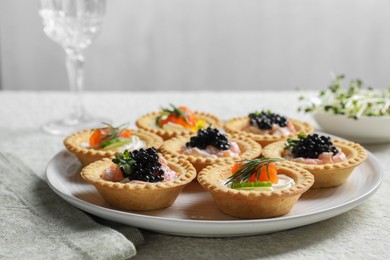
[298,74,390,119]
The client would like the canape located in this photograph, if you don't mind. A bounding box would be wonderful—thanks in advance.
[197,158,314,218]
[64,123,163,166]
[81,148,196,211]
[224,110,313,147]
[136,104,223,140]
[160,127,262,172]
[262,133,367,188]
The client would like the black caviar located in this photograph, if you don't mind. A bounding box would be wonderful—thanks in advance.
[112,147,164,183]
[288,134,339,159]
[249,110,288,130]
[186,127,230,150]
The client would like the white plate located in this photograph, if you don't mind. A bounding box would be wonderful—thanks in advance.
[46,150,383,237]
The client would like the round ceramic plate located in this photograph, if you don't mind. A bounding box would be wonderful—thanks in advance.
[46,150,382,237]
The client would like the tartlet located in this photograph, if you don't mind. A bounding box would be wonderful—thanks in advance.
[197,161,314,219]
[136,105,223,140]
[160,133,262,172]
[81,154,196,211]
[64,128,163,166]
[224,112,313,147]
[262,138,367,188]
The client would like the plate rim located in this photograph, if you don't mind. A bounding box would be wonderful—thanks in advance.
[46,149,383,236]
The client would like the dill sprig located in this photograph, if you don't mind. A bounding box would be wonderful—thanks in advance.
[225,158,284,186]
[95,122,130,148]
[102,122,128,136]
[155,104,189,126]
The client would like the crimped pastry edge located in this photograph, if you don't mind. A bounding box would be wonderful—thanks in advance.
[81,155,197,191]
[224,117,314,146]
[262,139,368,188]
[197,161,314,198]
[196,161,314,218]
[63,128,164,166]
[136,111,223,140]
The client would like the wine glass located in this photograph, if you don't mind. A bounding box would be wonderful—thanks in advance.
[39,0,107,135]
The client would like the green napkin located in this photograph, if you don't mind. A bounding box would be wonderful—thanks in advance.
[0,153,143,259]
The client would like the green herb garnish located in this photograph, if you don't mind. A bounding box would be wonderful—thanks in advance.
[155,104,189,126]
[94,122,131,149]
[285,133,307,149]
[102,138,133,150]
[298,74,390,119]
[225,158,284,187]
[112,150,135,176]
[231,182,272,190]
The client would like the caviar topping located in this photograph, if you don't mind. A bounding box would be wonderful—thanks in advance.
[186,127,230,150]
[112,148,164,183]
[89,123,132,150]
[286,133,339,159]
[249,110,288,130]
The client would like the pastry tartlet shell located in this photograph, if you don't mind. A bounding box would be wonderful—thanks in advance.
[160,134,262,173]
[136,111,223,140]
[262,139,367,188]
[197,162,314,219]
[224,117,314,147]
[64,129,163,167]
[81,156,196,211]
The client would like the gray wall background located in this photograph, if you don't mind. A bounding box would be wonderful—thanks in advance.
[1,0,389,91]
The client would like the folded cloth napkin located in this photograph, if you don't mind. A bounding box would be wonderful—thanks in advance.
[0,153,143,259]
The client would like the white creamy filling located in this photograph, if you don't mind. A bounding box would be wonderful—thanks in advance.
[81,135,146,152]
[182,141,241,158]
[270,174,295,191]
[248,124,293,136]
[117,136,146,152]
[222,174,295,191]
[80,142,89,148]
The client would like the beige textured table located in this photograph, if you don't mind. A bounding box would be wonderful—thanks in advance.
[0,91,388,259]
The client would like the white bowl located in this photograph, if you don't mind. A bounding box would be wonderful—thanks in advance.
[312,112,390,144]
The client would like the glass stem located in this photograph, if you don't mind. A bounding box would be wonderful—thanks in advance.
[65,48,86,121]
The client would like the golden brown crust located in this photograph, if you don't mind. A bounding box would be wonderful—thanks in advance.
[262,139,367,188]
[64,129,163,166]
[160,134,262,172]
[136,111,223,140]
[224,117,314,147]
[81,155,196,211]
[197,162,314,219]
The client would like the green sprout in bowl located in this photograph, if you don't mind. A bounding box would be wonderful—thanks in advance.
[298,74,390,119]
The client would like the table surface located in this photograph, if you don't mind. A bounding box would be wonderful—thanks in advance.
[0,90,388,259]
